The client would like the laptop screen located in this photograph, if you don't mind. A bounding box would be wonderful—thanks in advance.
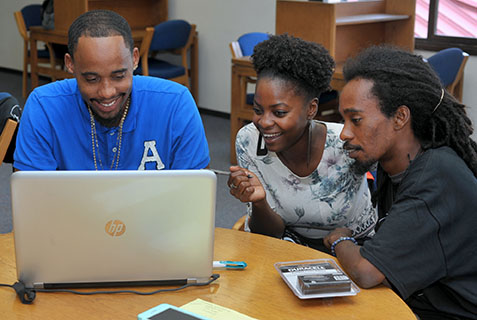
[11,170,216,288]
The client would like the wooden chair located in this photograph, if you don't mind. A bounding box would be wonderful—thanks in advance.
[229,41,243,59]
[136,20,196,90]
[232,215,246,231]
[427,48,469,103]
[13,5,62,98]
[137,27,155,76]
[0,93,21,164]
[0,119,18,164]
[229,32,270,108]
[446,52,469,103]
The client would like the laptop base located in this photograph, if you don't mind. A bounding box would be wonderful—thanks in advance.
[34,279,191,289]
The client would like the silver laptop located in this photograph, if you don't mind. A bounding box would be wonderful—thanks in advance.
[10,170,216,289]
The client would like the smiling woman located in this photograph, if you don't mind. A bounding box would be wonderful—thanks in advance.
[227,34,377,253]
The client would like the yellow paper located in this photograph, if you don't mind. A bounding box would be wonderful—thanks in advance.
[181,298,257,320]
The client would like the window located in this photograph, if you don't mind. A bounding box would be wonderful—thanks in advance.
[415,0,477,54]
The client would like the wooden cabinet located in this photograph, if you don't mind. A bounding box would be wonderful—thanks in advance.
[54,0,168,31]
[276,0,416,88]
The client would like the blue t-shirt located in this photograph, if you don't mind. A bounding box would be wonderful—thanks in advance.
[14,76,210,170]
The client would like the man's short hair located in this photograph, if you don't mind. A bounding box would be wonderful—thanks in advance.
[67,10,134,58]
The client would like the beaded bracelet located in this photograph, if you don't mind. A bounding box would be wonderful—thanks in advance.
[330,236,358,257]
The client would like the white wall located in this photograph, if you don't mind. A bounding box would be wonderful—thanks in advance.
[168,0,275,113]
[1,1,476,140]
[461,56,477,140]
[0,0,43,72]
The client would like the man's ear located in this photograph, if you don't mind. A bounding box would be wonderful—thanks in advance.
[394,105,411,130]
[64,53,74,74]
[307,97,319,120]
[132,47,140,70]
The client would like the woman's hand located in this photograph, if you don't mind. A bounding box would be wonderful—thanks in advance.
[323,228,353,249]
[228,166,266,203]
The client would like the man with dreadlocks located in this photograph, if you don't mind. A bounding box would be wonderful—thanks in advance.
[324,46,477,319]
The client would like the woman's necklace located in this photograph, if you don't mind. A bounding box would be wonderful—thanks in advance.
[88,97,130,170]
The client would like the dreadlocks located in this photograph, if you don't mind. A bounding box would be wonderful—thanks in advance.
[343,45,477,177]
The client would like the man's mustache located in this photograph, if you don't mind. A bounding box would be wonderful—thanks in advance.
[343,142,363,151]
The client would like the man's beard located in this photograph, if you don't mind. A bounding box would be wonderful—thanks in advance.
[351,158,377,176]
[89,102,126,128]
[343,141,377,175]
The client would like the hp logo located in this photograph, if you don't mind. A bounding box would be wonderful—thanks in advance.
[105,220,126,236]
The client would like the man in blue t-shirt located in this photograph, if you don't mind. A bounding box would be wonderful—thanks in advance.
[14,10,209,171]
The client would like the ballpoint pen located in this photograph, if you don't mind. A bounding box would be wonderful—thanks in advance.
[213,260,247,269]
[210,169,253,179]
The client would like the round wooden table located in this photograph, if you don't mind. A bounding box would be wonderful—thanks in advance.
[0,228,415,319]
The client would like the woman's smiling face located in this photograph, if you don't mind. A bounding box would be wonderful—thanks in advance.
[252,76,314,153]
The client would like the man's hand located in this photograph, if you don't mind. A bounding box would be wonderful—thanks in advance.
[323,227,353,249]
[324,227,386,288]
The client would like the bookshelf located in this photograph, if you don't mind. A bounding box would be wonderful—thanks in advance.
[276,0,416,67]
[54,0,168,31]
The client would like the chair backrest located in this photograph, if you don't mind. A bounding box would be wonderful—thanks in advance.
[427,47,469,102]
[232,215,246,231]
[14,11,27,42]
[150,19,192,52]
[427,48,467,87]
[237,32,269,56]
[0,93,22,164]
[20,4,43,30]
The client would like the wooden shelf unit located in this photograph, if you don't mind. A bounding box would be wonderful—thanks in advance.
[336,13,409,25]
[276,0,416,66]
[53,0,168,31]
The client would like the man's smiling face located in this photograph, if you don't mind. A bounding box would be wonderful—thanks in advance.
[65,35,138,127]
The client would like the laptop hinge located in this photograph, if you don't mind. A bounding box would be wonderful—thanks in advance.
[33,283,44,289]
[187,277,210,284]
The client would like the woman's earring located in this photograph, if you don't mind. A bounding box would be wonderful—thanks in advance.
[307,120,313,167]
[256,133,268,156]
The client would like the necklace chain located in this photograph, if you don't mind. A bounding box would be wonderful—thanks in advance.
[88,97,130,170]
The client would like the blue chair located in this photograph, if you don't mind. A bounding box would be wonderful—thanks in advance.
[14,5,65,98]
[426,48,469,102]
[229,33,270,106]
[135,20,195,91]
[229,32,270,59]
[237,32,270,57]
